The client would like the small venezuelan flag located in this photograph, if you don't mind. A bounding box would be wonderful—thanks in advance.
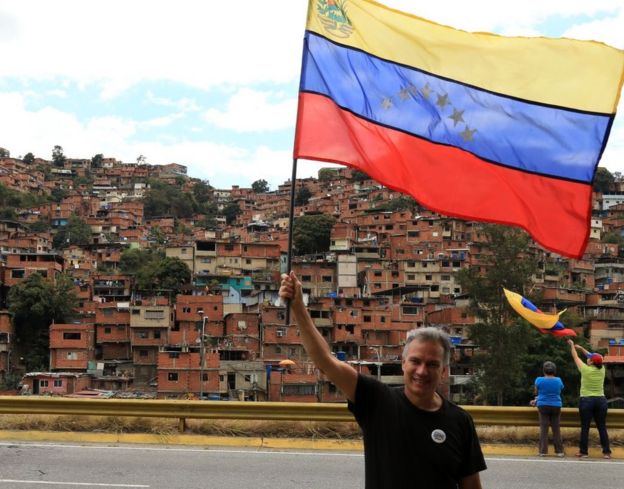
[294,0,624,258]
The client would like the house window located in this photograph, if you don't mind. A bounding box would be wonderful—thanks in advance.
[245,259,252,264]
[301,275,312,282]
[168,373,178,381]
[364,315,371,322]
[137,331,149,339]
[66,352,78,360]
[145,309,165,320]
[139,350,148,357]
[154,330,161,339]
[11,269,25,278]
[63,332,81,340]
[244,375,252,382]
[202,373,209,381]
[40,380,49,387]
[282,384,316,396]
[104,327,112,334]
[54,380,62,387]
[169,352,179,358]
[402,306,419,315]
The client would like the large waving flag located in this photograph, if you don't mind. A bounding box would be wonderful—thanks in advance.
[294,0,624,258]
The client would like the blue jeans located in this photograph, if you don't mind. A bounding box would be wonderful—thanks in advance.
[578,396,611,455]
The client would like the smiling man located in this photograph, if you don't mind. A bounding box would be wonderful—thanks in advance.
[279,272,486,489]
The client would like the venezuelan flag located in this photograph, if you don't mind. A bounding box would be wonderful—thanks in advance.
[294,0,624,258]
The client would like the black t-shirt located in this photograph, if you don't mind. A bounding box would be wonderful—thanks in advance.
[348,374,486,489]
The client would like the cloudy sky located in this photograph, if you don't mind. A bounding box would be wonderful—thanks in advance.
[0,0,622,190]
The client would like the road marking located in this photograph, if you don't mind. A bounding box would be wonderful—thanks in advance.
[486,456,624,465]
[0,442,363,457]
[0,481,148,488]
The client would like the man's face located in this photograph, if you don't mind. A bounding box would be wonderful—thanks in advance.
[402,339,448,401]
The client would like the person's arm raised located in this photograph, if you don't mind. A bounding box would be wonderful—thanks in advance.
[279,272,358,402]
[567,339,585,370]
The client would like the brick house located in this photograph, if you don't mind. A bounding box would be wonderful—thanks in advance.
[49,323,95,371]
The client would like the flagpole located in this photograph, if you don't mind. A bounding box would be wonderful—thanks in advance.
[285,157,298,325]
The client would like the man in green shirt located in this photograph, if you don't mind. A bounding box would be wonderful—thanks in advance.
[567,339,611,459]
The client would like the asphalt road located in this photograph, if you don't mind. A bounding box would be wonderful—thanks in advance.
[0,442,622,488]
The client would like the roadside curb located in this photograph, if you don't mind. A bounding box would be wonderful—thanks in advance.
[0,431,621,459]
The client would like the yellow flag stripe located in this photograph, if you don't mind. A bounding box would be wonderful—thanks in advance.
[306,0,624,113]
[503,289,561,330]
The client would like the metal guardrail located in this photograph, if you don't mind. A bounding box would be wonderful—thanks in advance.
[0,397,623,431]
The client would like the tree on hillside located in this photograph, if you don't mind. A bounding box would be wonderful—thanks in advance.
[29,219,51,233]
[8,273,78,371]
[50,187,69,203]
[130,254,191,295]
[251,179,270,193]
[192,180,212,203]
[222,202,241,225]
[318,168,338,181]
[119,248,163,275]
[375,195,418,213]
[143,180,195,219]
[593,167,614,193]
[351,169,371,181]
[153,257,192,293]
[0,147,9,158]
[456,224,539,405]
[53,214,92,249]
[295,185,312,206]
[52,145,66,167]
[91,153,104,168]
[136,155,147,164]
[293,214,336,255]
[22,152,35,164]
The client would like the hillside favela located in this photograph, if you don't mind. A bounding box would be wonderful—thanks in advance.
[0,146,623,405]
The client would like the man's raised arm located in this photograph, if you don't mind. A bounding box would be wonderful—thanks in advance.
[279,272,358,402]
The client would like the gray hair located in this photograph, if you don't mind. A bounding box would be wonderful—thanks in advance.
[543,361,556,375]
[402,327,452,365]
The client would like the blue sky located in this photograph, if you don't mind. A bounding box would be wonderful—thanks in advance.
[0,0,622,190]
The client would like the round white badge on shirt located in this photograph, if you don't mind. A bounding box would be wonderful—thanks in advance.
[431,429,446,444]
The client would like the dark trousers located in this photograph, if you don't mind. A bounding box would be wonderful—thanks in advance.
[538,405,563,454]
[578,396,611,455]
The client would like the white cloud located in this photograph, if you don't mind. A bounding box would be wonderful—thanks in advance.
[1,0,622,186]
[0,91,322,189]
[146,92,200,112]
[562,9,624,48]
[203,88,298,132]
[47,89,67,98]
[140,113,184,129]
[0,0,308,96]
